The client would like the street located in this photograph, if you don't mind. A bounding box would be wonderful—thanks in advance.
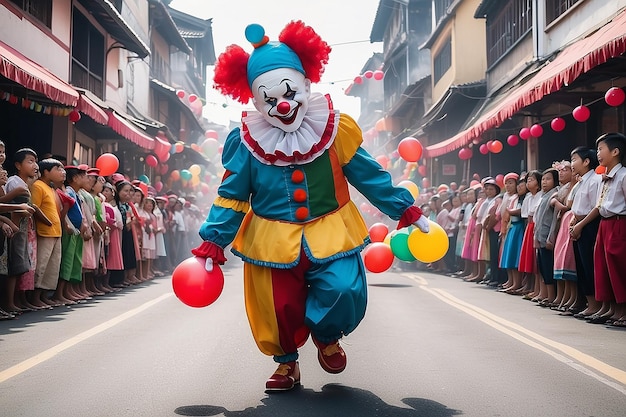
[1,260,626,417]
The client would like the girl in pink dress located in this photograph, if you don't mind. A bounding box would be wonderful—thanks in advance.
[103,183,124,287]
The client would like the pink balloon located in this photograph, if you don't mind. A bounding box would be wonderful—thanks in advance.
[364,70,374,79]
[373,70,384,80]
[519,127,531,140]
[572,105,590,122]
[458,147,472,160]
[145,154,158,167]
[154,181,163,192]
[354,76,363,85]
[479,144,489,155]
[507,135,519,146]
[176,90,185,99]
[530,124,543,138]
[551,117,566,132]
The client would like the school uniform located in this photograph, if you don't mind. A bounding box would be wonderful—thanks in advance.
[594,163,626,303]
[571,170,602,297]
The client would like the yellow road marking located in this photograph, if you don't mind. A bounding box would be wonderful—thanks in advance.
[0,293,173,384]
[404,273,626,395]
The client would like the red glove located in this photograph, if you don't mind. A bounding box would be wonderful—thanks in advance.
[397,206,424,229]
[191,241,227,265]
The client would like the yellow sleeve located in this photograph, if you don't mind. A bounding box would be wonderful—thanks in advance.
[333,113,363,166]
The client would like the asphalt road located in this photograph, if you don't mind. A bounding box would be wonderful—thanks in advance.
[1,260,626,417]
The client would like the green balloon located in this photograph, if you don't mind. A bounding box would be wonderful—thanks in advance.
[389,228,416,262]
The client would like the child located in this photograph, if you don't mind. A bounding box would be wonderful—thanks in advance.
[500,173,526,293]
[30,158,64,308]
[533,168,559,306]
[1,148,39,313]
[518,171,544,299]
[576,133,626,325]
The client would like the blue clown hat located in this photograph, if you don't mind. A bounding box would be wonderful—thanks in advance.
[245,24,305,86]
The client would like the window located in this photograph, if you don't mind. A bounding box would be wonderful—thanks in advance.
[433,37,451,84]
[9,0,52,28]
[486,0,532,67]
[71,10,105,99]
[546,0,581,25]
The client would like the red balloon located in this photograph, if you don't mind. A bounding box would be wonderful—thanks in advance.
[496,174,504,188]
[507,135,519,146]
[530,124,543,138]
[418,165,427,176]
[363,243,394,273]
[373,70,384,80]
[479,144,489,154]
[368,223,389,243]
[605,87,625,107]
[572,105,590,122]
[595,165,606,175]
[95,153,119,176]
[354,76,363,85]
[458,147,472,160]
[176,90,185,99]
[519,127,531,140]
[489,140,503,154]
[188,94,198,103]
[364,70,374,79]
[172,257,224,308]
[397,137,423,162]
[145,154,158,167]
[551,117,566,132]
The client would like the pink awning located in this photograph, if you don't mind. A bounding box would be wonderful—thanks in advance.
[425,9,626,158]
[0,40,78,106]
[77,93,108,125]
[106,110,155,150]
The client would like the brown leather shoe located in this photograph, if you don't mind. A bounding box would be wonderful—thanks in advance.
[312,337,346,374]
[265,361,300,392]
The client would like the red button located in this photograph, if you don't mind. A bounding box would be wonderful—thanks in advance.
[293,188,307,202]
[295,207,309,220]
[291,170,305,183]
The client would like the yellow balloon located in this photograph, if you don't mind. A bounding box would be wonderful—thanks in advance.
[383,232,392,246]
[397,180,419,200]
[189,164,202,176]
[407,220,448,263]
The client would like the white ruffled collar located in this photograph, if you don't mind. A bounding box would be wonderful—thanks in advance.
[240,93,340,166]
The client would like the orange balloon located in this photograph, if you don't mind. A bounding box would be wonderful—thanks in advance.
[397,137,423,162]
[595,165,607,175]
[170,169,181,181]
[95,153,119,176]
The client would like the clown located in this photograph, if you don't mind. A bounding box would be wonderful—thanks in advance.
[192,21,429,392]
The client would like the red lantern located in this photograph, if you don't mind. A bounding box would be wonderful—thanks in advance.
[188,94,198,103]
[530,124,543,138]
[458,147,472,160]
[397,137,423,162]
[368,223,389,243]
[172,257,224,308]
[519,127,531,140]
[95,153,119,176]
[479,144,489,155]
[354,76,363,85]
[418,165,427,176]
[176,90,185,99]
[489,140,503,154]
[605,87,625,107]
[363,243,394,273]
[551,117,566,132]
[364,70,374,79]
[373,70,384,80]
[507,135,519,146]
[145,154,158,168]
[69,109,81,123]
[572,105,590,122]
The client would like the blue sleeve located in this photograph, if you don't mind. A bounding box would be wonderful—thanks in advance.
[198,128,252,247]
[66,189,83,229]
[343,147,414,220]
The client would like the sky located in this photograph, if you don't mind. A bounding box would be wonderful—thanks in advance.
[169,0,383,126]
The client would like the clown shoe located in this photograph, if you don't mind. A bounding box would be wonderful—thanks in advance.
[312,337,346,374]
[265,361,301,392]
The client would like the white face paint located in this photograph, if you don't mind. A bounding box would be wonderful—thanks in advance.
[251,68,311,133]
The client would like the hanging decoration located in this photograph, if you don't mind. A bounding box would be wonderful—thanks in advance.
[1,89,74,116]
[551,117,566,132]
[507,134,519,146]
[519,127,531,140]
[458,147,472,160]
[572,104,590,122]
[605,86,625,107]
[530,124,543,138]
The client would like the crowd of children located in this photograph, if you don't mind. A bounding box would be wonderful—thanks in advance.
[0,143,206,320]
[409,133,626,328]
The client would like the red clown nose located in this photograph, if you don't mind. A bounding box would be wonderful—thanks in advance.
[277,101,291,115]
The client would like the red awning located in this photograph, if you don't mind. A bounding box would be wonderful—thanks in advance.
[77,93,108,125]
[106,110,155,151]
[0,40,79,107]
[425,9,626,158]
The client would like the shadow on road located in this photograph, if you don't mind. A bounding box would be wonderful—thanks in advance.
[174,383,462,416]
